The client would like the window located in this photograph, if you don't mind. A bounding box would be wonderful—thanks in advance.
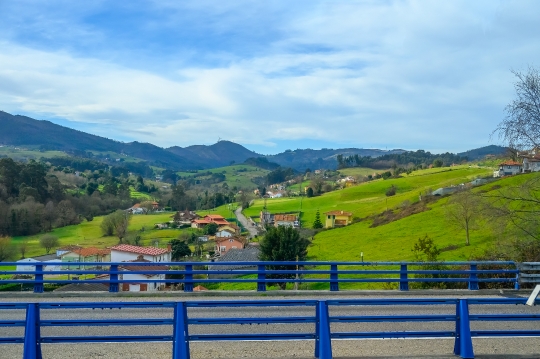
[220,246,226,252]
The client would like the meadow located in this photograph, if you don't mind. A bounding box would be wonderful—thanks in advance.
[177,164,269,189]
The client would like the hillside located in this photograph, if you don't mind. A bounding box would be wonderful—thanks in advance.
[266,148,406,171]
[458,145,507,160]
[244,165,496,263]
[167,140,260,168]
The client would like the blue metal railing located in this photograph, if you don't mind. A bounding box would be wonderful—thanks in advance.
[1,298,539,359]
[0,261,520,293]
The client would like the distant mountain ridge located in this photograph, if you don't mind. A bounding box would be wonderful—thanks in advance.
[0,110,503,171]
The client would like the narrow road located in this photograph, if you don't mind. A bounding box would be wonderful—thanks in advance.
[235,206,258,238]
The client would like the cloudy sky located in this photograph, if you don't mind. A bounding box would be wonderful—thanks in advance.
[1,0,539,154]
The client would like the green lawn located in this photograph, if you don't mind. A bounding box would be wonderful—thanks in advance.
[177,164,269,190]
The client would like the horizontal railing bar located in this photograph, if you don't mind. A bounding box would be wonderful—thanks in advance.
[0,260,517,266]
[188,316,316,325]
[0,337,25,344]
[40,335,173,343]
[188,333,316,341]
[185,300,318,307]
[0,320,26,327]
[327,299,459,305]
[469,314,540,321]
[330,315,456,323]
[331,331,456,339]
[471,330,540,337]
[41,319,174,327]
[39,302,177,309]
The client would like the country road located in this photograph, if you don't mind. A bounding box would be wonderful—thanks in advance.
[235,206,258,238]
[2,294,540,358]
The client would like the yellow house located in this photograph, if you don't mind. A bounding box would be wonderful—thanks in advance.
[324,210,353,228]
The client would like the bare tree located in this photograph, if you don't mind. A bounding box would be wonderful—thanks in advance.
[19,239,29,259]
[112,210,131,243]
[493,67,540,151]
[0,235,16,262]
[445,189,481,246]
[40,234,59,255]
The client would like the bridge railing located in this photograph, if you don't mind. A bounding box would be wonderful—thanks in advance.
[1,297,539,359]
[0,261,519,293]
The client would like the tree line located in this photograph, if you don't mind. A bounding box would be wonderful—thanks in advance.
[336,150,467,170]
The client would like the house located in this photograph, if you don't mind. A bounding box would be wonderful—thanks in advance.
[110,244,171,263]
[215,229,235,238]
[208,247,260,278]
[273,214,298,228]
[260,211,274,226]
[218,223,241,235]
[215,236,245,255]
[119,255,168,292]
[324,210,353,228]
[56,245,82,257]
[496,161,522,177]
[171,210,199,225]
[128,203,145,214]
[61,247,111,269]
[16,254,62,273]
[191,214,230,229]
[521,155,540,173]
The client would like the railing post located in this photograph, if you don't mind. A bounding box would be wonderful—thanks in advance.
[468,264,479,290]
[23,303,42,359]
[515,269,520,290]
[399,264,409,291]
[314,301,320,358]
[109,264,119,293]
[33,264,44,293]
[257,264,266,292]
[453,299,474,359]
[172,302,190,359]
[330,264,338,292]
[316,301,332,359]
[184,265,193,292]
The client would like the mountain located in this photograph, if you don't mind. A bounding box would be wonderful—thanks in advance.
[0,111,200,170]
[167,140,260,168]
[458,145,507,160]
[267,148,407,171]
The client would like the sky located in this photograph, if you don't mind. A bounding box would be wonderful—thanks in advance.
[1,0,539,155]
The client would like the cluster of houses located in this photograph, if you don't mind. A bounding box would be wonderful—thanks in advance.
[494,150,540,177]
[259,210,353,229]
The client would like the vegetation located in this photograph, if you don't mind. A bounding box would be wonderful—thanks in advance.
[259,226,311,289]
[39,234,59,254]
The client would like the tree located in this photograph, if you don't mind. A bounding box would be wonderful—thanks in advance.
[493,67,540,151]
[259,226,311,289]
[139,200,154,214]
[111,210,131,243]
[432,159,443,168]
[204,222,218,236]
[445,189,481,246]
[310,177,325,195]
[170,239,192,260]
[306,187,314,198]
[19,239,29,259]
[40,234,59,254]
[313,209,323,229]
[0,235,16,261]
[100,214,115,236]
[385,185,396,197]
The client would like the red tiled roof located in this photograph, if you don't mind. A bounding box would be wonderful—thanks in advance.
[274,214,297,222]
[499,161,522,166]
[215,236,245,245]
[212,219,229,225]
[131,203,141,209]
[324,210,353,216]
[68,247,110,257]
[110,244,170,256]
[205,214,225,220]
[192,219,211,224]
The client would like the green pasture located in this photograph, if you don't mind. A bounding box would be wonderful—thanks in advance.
[338,167,388,177]
[244,166,492,226]
[11,213,191,259]
[0,147,68,161]
[197,203,238,219]
[177,164,269,190]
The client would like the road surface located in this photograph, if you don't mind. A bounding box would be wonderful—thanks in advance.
[2,294,540,358]
[235,206,259,238]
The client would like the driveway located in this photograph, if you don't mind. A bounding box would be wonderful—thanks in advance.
[235,206,258,238]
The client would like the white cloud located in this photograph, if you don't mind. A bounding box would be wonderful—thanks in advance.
[0,0,539,152]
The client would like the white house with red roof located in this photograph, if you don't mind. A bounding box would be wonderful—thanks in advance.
[495,161,522,177]
[110,244,171,263]
[119,255,168,292]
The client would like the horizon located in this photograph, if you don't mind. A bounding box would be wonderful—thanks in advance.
[1,1,539,154]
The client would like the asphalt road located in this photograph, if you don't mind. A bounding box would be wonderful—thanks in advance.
[235,206,259,238]
[2,294,540,358]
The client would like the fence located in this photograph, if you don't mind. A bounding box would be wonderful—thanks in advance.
[0,261,520,293]
[1,297,539,359]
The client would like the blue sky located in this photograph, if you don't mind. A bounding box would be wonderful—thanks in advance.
[1,0,539,154]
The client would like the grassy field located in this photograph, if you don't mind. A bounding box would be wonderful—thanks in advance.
[245,165,493,226]
[338,167,389,177]
[10,213,193,259]
[0,146,68,161]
